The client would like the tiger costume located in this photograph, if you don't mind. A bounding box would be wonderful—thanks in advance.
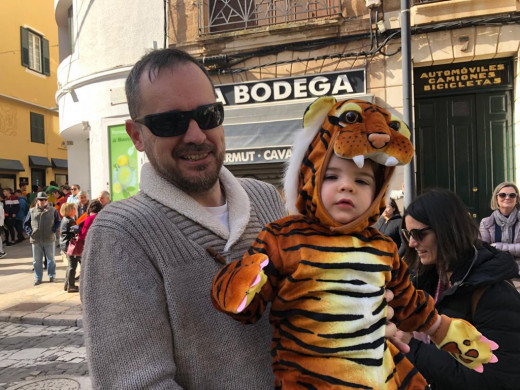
[212,97,497,389]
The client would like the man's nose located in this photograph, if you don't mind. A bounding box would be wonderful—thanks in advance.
[183,119,206,144]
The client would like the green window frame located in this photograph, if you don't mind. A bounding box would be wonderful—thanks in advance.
[30,112,45,144]
[20,27,50,75]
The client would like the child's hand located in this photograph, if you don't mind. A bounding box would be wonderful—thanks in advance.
[212,254,269,314]
[430,315,499,372]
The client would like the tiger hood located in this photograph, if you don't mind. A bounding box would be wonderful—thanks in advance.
[284,96,414,234]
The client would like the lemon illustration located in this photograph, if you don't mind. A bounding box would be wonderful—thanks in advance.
[117,166,133,187]
[117,154,129,167]
[113,182,122,194]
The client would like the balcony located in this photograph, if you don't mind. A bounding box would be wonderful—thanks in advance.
[198,0,342,35]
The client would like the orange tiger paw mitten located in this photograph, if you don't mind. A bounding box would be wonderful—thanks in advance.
[212,254,269,314]
[430,315,499,373]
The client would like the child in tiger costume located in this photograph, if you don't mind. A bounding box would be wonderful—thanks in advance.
[212,96,497,389]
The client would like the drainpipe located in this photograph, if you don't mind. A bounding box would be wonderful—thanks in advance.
[401,0,415,207]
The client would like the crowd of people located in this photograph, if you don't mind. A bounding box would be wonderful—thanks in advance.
[0,183,111,291]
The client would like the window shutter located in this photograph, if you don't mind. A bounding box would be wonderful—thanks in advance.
[42,38,50,75]
[30,112,45,144]
[20,27,29,67]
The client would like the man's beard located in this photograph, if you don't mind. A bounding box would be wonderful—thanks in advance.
[148,144,225,195]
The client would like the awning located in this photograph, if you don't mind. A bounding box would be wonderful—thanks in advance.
[0,158,25,172]
[51,158,68,169]
[222,95,373,165]
[28,155,52,168]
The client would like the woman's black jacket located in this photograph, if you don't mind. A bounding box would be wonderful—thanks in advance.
[406,242,520,390]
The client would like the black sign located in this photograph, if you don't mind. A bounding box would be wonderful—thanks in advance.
[225,146,292,165]
[216,69,366,106]
[19,177,29,187]
[414,59,512,96]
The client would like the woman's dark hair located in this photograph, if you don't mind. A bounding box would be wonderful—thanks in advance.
[87,200,103,215]
[388,198,400,216]
[402,188,478,276]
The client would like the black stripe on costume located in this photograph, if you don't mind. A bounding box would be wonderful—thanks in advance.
[300,259,391,273]
[314,287,383,298]
[317,317,386,340]
[271,308,362,322]
[315,278,365,285]
[285,244,393,258]
[372,299,386,316]
[279,327,386,355]
[281,319,315,334]
[276,359,372,389]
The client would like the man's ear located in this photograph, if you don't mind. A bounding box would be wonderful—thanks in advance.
[126,120,145,152]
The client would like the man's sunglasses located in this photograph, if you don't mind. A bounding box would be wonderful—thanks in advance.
[134,102,224,137]
[401,227,432,243]
[497,192,517,199]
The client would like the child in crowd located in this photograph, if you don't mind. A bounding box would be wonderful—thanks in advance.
[212,97,497,389]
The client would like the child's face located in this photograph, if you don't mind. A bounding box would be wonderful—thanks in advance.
[321,154,376,224]
[67,209,76,218]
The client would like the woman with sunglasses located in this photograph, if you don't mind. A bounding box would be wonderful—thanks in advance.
[479,182,520,279]
[396,188,520,389]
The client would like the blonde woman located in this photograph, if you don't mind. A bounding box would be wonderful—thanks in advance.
[479,182,520,278]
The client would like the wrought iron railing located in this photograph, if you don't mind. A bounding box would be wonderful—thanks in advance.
[198,0,342,35]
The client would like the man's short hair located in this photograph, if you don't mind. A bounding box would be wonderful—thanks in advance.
[125,48,215,120]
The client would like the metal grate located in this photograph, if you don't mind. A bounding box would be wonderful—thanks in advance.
[198,0,342,34]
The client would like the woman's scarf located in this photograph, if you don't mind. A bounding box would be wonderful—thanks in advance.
[493,209,519,243]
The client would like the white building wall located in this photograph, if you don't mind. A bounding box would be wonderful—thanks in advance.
[55,0,163,197]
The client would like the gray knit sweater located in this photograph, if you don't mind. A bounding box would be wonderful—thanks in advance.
[81,163,286,389]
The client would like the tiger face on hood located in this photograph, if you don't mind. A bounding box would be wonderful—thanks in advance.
[284,96,414,234]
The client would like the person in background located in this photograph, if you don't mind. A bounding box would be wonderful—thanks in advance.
[0,198,5,258]
[61,185,71,200]
[14,189,28,243]
[2,188,19,246]
[53,188,68,218]
[394,188,520,389]
[97,190,111,207]
[27,185,38,206]
[20,184,28,197]
[60,203,80,293]
[67,184,81,204]
[479,181,520,286]
[373,197,403,250]
[24,192,61,285]
[76,191,90,223]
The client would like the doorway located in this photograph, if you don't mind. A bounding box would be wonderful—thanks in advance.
[31,169,46,189]
[414,91,514,220]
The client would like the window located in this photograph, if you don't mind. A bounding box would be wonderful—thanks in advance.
[20,27,50,75]
[30,112,45,144]
[67,6,75,55]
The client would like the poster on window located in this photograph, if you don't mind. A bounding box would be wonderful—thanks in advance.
[108,125,138,201]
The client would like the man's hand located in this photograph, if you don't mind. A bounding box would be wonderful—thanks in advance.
[384,289,410,353]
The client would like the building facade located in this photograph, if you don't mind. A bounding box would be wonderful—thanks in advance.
[56,0,520,219]
[0,0,66,192]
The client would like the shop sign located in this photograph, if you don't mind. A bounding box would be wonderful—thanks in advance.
[225,146,292,165]
[414,60,511,96]
[216,69,365,106]
[108,125,139,201]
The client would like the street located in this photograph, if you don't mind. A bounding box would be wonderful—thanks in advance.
[0,322,89,389]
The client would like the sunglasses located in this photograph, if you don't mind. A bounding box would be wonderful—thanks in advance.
[134,102,224,137]
[497,192,517,199]
[401,227,432,243]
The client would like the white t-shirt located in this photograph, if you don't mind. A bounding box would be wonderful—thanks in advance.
[205,202,229,231]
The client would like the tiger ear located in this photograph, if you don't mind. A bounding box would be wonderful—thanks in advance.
[303,96,337,129]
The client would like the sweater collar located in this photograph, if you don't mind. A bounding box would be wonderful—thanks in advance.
[139,162,250,251]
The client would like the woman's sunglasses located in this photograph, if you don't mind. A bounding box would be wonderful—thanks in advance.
[497,192,517,199]
[401,227,432,243]
[134,102,224,137]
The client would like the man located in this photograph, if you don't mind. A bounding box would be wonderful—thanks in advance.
[97,190,110,207]
[13,189,28,243]
[76,191,90,218]
[81,48,286,389]
[2,188,19,246]
[24,192,60,285]
[81,49,401,389]
[67,184,81,204]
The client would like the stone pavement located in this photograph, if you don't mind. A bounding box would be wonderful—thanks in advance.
[0,322,90,389]
[0,240,91,388]
[0,240,83,327]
